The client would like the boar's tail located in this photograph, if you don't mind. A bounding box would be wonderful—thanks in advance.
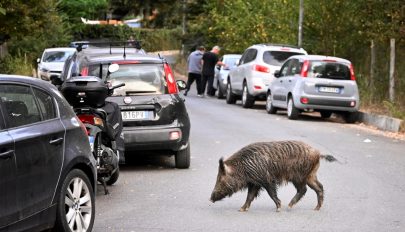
[320,154,338,162]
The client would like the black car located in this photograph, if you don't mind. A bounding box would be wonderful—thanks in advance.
[0,75,97,231]
[59,45,191,168]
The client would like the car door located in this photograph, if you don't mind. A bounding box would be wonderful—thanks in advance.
[272,59,292,107]
[0,102,18,228]
[231,49,256,93]
[0,84,65,219]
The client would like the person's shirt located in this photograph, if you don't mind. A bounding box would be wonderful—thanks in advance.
[187,50,204,74]
[202,51,219,76]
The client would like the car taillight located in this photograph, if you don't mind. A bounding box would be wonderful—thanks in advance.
[300,60,309,77]
[253,64,270,73]
[80,67,88,76]
[300,97,309,104]
[164,63,178,94]
[349,64,356,81]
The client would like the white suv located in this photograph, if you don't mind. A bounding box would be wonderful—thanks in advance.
[227,44,307,108]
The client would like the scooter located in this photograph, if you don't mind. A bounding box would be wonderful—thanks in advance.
[61,64,125,194]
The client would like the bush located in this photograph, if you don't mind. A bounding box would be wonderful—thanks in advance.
[0,55,34,76]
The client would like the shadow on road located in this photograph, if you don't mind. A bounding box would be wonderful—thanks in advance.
[121,150,176,171]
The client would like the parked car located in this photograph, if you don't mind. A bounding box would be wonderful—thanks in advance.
[37,47,76,81]
[59,45,191,168]
[213,54,241,99]
[227,44,307,108]
[266,55,360,123]
[0,75,96,231]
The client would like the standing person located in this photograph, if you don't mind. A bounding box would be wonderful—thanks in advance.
[201,45,225,97]
[185,45,205,96]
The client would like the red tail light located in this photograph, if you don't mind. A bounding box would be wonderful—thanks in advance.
[253,64,270,73]
[75,116,89,135]
[78,114,98,125]
[80,67,88,76]
[300,60,309,77]
[300,97,309,104]
[164,63,178,94]
[349,64,356,81]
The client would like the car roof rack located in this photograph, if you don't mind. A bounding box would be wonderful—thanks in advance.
[255,43,302,49]
[74,41,143,58]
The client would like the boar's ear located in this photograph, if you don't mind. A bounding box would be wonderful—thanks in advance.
[219,157,226,175]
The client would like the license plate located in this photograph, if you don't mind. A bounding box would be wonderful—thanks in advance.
[121,111,152,120]
[319,86,340,93]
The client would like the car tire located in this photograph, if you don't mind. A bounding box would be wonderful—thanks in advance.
[266,92,277,114]
[241,83,255,108]
[342,111,358,123]
[175,144,190,169]
[217,81,225,99]
[226,82,237,104]
[320,111,332,118]
[106,168,119,185]
[287,97,299,120]
[54,169,95,232]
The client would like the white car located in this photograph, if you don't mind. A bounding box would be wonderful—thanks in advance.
[213,54,241,99]
[227,44,307,108]
[37,47,76,81]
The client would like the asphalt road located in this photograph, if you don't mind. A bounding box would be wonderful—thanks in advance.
[94,91,405,232]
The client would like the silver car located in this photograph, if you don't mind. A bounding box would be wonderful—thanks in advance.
[266,55,360,123]
[227,44,307,108]
[213,54,241,99]
[37,47,76,81]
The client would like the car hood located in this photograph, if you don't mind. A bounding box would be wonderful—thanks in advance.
[40,62,65,71]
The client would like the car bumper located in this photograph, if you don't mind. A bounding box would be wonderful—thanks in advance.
[248,76,273,98]
[123,122,188,151]
[294,95,359,112]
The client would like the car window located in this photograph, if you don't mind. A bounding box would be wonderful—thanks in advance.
[279,60,292,77]
[243,49,258,64]
[263,51,304,66]
[33,88,57,120]
[0,84,42,128]
[308,61,351,80]
[42,50,75,63]
[289,59,301,75]
[224,57,240,68]
[88,63,167,95]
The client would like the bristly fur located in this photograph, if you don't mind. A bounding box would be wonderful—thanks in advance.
[210,141,333,211]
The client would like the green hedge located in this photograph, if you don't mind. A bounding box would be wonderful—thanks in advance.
[76,25,182,52]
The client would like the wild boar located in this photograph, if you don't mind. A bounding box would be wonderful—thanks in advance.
[210,141,337,212]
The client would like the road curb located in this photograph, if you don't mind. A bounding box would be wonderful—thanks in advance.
[358,111,404,133]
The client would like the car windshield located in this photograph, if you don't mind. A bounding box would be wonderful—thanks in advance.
[88,63,166,95]
[263,51,304,66]
[42,51,74,62]
[308,61,351,80]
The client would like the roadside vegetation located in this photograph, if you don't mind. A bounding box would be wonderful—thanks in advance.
[0,0,403,119]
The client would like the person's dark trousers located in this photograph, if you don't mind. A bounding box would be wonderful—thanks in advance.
[185,72,202,95]
[202,74,215,96]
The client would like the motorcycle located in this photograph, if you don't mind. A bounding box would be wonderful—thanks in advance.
[61,64,125,194]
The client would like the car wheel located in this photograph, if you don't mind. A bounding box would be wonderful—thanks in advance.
[266,92,277,114]
[287,97,299,120]
[54,169,95,232]
[106,168,119,185]
[175,144,190,169]
[320,111,332,118]
[241,83,255,108]
[342,111,358,123]
[226,82,237,104]
[217,81,225,99]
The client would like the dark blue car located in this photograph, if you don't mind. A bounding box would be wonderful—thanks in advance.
[0,75,97,231]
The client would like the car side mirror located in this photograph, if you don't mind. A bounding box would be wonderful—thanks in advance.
[37,58,40,63]
[274,70,281,78]
[108,63,119,73]
[176,80,187,90]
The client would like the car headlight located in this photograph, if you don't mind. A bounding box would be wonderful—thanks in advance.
[39,67,49,72]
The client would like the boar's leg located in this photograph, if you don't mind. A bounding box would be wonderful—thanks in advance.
[288,181,307,208]
[264,183,282,212]
[307,176,324,210]
[239,184,260,212]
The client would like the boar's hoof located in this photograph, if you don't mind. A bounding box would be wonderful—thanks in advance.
[238,207,248,212]
[276,207,281,212]
[314,206,321,211]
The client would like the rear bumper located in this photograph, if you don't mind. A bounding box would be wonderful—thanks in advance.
[294,96,359,112]
[123,121,189,152]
